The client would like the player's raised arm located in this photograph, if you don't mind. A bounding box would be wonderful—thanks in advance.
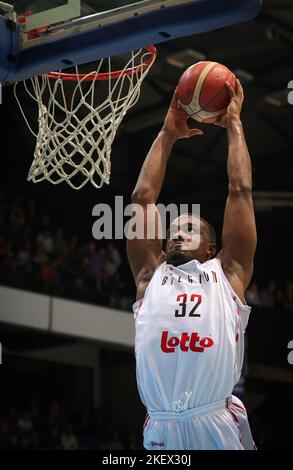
[216,79,257,301]
[127,90,203,300]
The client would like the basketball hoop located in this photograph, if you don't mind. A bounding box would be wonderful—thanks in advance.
[14,46,157,190]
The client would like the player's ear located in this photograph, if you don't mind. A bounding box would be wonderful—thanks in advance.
[207,243,217,259]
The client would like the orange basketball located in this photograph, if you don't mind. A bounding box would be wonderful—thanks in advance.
[177,61,237,123]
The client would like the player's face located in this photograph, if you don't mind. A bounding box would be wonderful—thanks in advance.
[166,214,209,266]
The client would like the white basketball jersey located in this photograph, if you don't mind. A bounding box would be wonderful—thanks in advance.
[133,257,251,413]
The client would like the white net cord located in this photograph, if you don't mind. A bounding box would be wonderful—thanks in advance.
[14,48,156,190]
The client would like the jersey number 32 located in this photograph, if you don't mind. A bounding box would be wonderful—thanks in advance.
[175,293,202,317]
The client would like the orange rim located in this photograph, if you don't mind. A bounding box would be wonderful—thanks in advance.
[47,46,157,81]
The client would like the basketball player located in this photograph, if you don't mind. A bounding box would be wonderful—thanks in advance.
[127,79,257,450]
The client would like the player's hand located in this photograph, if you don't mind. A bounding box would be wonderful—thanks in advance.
[162,88,204,140]
[214,79,244,128]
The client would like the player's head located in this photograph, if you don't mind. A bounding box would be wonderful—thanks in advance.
[166,213,217,266]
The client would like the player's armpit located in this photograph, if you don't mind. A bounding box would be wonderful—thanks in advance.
[217,250,253,304]
[135,264,160,301]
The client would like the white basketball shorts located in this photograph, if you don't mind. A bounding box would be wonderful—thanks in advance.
[143,395,256,450]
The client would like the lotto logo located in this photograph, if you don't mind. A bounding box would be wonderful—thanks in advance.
[161,331,214,353]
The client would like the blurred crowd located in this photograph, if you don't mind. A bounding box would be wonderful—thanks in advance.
[1,191,293,314]
[246,280,293,313]
[0,399,141,450]
[0,191,133,310]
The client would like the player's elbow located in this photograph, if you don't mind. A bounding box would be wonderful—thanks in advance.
[228,183,252,198]
[131,187,155,205]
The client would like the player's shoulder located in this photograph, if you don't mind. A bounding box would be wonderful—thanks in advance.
[215,251,248,305]
[201,256,221,270]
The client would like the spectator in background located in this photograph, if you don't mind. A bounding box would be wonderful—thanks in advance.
[108,272,132,311]
[103,242,121,284]
[246,282,261,306]
[18,241,32,266]
[71,277,90,302]
[0,192,131,308]
[22,262,36,290]
[52,229,69,258]
[10,198,25,231]
[68,235,81,267]
[37,229,53,254]
[40,258,58,293]
[69,256,95,298]
[108,271,123,309]
[60,424,79,450]
[87,242,105,291]
[33,240,48,267]
[260,280,277,309]
[0,235,12,259]
[17,410,34,434]
[275,285,287,311]
[284,281,293,314]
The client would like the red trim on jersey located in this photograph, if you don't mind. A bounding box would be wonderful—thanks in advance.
[228,402,257,450]
[134,300,143,321]
[226,404,242,444]
[228,407,239,424]
[231,401,245,411]
[232,296,241,342]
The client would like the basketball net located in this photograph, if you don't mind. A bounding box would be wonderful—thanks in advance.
[14,46,156,190]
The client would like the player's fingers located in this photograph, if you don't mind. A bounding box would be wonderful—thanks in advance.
[236,79,244,97]
[177,102,189,119]
[234,79,244,105]
[225,81,236,98]
[170,87,179,108]
[233,79,244,104]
